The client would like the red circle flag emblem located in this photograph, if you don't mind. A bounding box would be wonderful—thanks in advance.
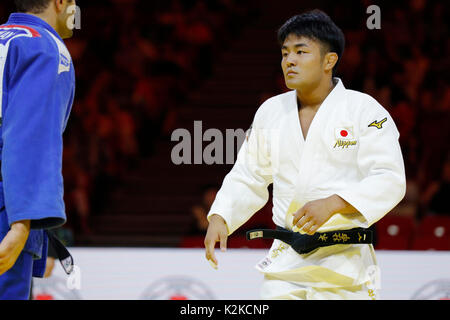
[334,127,354,141]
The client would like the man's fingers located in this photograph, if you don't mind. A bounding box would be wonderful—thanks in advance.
[208,258,218,270]
[206,249,218,269]
[292,205,307,225]
[204,237,217,264]
[296,214,311,230]
[302,221,315,234]
[204,216,228,270]
[219,233,228,252]
[205,232,223,270]
[307,224,319,235]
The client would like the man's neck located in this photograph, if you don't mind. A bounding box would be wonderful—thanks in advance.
[25,11,58,34]
[296,77,336,110]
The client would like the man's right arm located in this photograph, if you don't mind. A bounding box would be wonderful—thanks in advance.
[204,111,274,268]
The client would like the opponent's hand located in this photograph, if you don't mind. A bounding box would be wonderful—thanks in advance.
[204,214,229,270]
[0,220,30,275]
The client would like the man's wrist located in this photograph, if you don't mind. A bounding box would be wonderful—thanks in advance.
[326,195,348,215]
[10,220,31,235]
[326,194,358,215]
[208,214,230,234]
[209,214,226,224]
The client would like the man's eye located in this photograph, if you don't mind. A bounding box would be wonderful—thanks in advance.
[297,51,304,54]
[282,53,288,57]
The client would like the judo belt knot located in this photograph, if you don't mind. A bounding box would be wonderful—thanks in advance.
[246,226,373,255]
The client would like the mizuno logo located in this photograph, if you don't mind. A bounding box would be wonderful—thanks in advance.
[368,117,387,129]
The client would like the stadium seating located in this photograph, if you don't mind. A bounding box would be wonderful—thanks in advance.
[375,215,416,250]
[415,216,450,237]
[410,215,450,251]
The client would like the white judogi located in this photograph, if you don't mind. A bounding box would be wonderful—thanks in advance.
[207,78,406,300]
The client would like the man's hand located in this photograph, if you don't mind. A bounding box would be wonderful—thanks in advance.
[293,195,357,235]
[44,257,56,278]
[0,220,30,276]
[204,214,229,270]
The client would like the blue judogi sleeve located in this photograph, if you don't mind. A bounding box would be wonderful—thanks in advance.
[2,35,67,230]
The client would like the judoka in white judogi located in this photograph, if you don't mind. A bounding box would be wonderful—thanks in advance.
[207,78,406,299]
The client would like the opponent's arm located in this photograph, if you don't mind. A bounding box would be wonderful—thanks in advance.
[2,37,67,230]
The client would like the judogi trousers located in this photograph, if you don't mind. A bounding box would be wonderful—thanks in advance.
[261,277,379,300]
[0,251,33,300]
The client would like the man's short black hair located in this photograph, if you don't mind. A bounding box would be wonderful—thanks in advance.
[14,0,52,14]
[277,9,345,75]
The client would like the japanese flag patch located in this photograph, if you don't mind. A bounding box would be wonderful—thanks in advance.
[335,127,354,140]
[334,126,358,149]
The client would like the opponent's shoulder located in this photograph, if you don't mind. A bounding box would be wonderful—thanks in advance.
[2,24,61,63]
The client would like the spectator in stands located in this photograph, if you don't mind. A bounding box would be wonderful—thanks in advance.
[421,155,450,216]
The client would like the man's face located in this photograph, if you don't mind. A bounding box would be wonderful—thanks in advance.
[281,34,326,91]
[56,0,76,39]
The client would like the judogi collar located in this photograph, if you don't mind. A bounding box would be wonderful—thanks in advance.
[6,13,62,41]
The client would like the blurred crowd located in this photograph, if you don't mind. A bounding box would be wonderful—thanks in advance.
[65,0,257,234]
[336,0,449,221]
[0,0,257,235]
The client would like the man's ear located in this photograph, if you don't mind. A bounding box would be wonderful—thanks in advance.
[54,0,64,13]
[323,52,338,73]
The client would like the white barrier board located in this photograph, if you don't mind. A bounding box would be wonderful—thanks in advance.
[32,248,450,300]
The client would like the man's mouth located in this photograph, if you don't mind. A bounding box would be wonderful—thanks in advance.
[286,70,298,76]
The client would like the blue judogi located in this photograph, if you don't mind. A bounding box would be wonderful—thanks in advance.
[0,13,75,299]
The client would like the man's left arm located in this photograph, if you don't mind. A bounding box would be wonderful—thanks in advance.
[293,194,358,234]
[294,102,407,234]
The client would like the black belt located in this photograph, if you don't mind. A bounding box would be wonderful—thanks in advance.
[246,226,373,255]
[46,230,74,275]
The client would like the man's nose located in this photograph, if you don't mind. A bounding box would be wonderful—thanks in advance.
[286,53,296,66]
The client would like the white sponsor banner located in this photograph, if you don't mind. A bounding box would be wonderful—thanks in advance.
[32,248,450,300]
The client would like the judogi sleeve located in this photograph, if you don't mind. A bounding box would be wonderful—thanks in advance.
[207,106,274,235]
[336,98,406,227]
[2,37,66,229]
